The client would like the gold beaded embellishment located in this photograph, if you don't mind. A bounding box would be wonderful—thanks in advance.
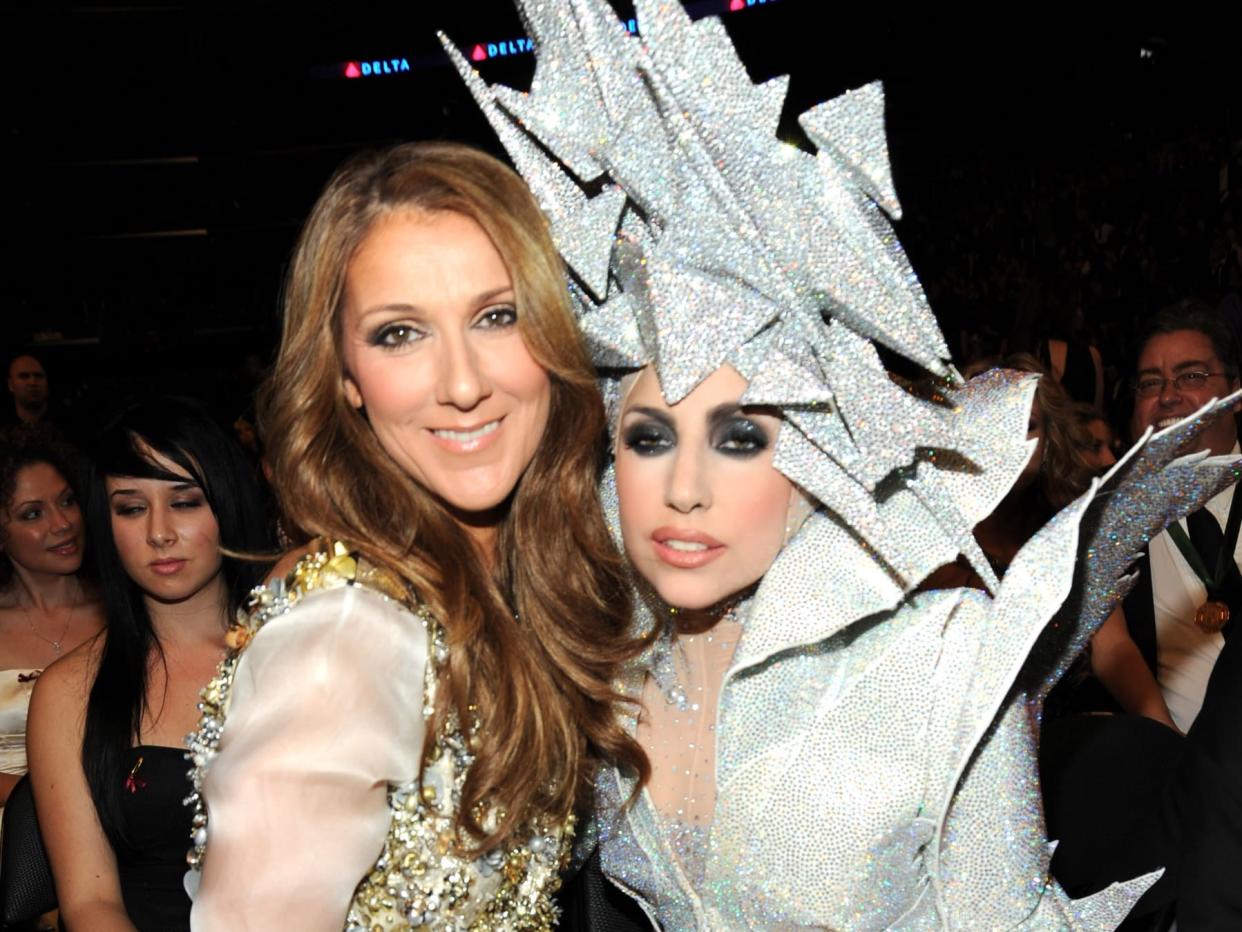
[184,540,573,930]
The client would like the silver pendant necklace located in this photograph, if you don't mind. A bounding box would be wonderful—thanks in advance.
[21,601,75,656]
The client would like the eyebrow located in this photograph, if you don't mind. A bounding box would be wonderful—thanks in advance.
[624,405,674,427]
[623,401,773,427]
[109,481,198,497]
[1137,358,1216,376]
[356,286,515,320]
[707,403,745,429]
[14,499,44,510]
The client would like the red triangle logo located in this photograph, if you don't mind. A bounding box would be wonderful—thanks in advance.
[471,44,488,62]
[344,61,362,78]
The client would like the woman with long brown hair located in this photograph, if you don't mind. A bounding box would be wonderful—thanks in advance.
[188,142,647,930]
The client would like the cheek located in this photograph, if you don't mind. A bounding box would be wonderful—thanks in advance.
[109,517,145,575]
[351,357,426,418]
[615,454,658,550]
[493,341,551,405]
[730,470,794,563]
[1,524,36,560]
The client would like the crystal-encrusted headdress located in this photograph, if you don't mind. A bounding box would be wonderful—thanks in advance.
[441,0,1015,591]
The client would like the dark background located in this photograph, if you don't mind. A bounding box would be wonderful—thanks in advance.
[2,1,1239,429]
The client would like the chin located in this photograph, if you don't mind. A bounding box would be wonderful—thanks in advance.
[439,489,510,515]
[649,579,736,613]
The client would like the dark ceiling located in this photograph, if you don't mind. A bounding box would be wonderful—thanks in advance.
[1,1,1238,418]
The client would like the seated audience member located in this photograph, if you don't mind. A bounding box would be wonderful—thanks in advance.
[26,400,271,931]
[1123,299,1242,734]
[937,356,1174,726]
[4,357,50,429]
[1073,402,1118,472]
[0,431,103,811]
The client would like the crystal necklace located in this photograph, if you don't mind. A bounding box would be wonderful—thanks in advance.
[21,601,75,656]
[650,594,750,710]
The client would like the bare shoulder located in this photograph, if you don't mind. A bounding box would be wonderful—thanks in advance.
[30,634,103,722]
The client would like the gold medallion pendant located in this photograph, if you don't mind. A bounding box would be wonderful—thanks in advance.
[1194,600,1231,634]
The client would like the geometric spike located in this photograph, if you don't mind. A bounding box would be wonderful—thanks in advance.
[799,81,901,218]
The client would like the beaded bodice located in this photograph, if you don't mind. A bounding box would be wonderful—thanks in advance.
[186,542,573,930]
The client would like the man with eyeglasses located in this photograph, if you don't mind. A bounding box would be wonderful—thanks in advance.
[1121,298,1242,928]
[1127,300,1241,731]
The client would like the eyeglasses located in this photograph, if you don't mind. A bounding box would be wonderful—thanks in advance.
[1133,370,1231,398]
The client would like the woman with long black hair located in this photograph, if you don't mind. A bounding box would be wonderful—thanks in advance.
[26,399,271,931]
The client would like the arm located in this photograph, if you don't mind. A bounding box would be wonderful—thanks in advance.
[27,650,138,932]
[0,770,22,807]
[191,585,428,932]
[1089,606,1178,731]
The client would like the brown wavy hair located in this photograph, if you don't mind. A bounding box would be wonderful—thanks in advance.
[259,142,648,852]
[1000,353,1097,510]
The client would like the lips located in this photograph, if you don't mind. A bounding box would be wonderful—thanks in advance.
[47,541,78,557]
[1155,416,1186,430]
[428,418,502,453]
[651,527,726,569]
[149,558,188,576]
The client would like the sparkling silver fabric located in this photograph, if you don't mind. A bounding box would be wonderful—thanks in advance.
[443,2,1241,928]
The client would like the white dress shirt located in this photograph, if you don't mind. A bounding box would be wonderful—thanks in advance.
[1147,444,1239,732]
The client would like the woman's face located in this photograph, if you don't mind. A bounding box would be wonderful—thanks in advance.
[341,209,552,522]
[616,365,797,611]
[2,462,84,577]
[107,458,223,605]
[1084,417,1117,472]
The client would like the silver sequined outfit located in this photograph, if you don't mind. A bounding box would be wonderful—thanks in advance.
[441,1,1242,927]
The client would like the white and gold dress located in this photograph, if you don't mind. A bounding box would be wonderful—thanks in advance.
[185,543,571,931]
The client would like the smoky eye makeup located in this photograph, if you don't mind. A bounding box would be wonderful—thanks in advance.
[621,417,676,456]
[713,416,772,457]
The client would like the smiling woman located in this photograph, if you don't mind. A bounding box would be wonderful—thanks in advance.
[0,432,104,810]
[188,142,648,931]
[339,209,551,528]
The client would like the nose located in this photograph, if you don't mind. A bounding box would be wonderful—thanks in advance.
[665,444,712,514]
[47,505,75,536]
[435,330,491,410]
[1157,376,1182,406]
[147,509,177,548]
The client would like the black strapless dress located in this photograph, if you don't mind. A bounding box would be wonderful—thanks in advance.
[114,745,193,932]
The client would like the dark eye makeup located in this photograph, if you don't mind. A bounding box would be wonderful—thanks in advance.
[620,412,774,459]
[714,417,771,457]
[622,421,675,456]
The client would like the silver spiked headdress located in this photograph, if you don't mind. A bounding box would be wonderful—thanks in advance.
[441,0,1015,591]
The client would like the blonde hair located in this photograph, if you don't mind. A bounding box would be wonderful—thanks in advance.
[260,142,647,851]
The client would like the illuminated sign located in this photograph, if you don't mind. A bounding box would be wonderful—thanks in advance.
[469,18,638,62]
[323,2,781,81]
[344,57,413,78]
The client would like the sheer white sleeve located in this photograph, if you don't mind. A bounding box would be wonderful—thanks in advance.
[190,585,428,932]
